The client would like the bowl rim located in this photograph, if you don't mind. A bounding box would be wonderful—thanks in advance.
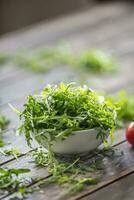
[72,127,108,134]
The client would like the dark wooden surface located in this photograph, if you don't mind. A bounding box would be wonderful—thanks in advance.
[0,1,134,200]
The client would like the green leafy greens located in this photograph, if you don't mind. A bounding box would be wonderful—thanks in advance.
[0,113,9,147]
[0,46,117,74]
[106,90,134,127]
[14,83,117,194]
[32,146,122,194]
[77,49,116,73]
[0,168,31,196]
[14,46,116,74]
[14,46,71,73]
[12,84,129,195]
[2,148,21,159]
[0,113,9,132]
[32,147,102,194]
[18,83,116,146]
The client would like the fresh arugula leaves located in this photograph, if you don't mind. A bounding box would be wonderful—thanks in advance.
[77,49,116,73]
[11,84,132,196]
[0,168,30,193]
[14,83,117,194]
[0,113,9,147]
[0,113,9,131]
[32,146,122,194]
[106,90,134,127]
[3,148,21,159]
[32,147,101,194]
[14,46,116,74]
[14,46,71,73]
[0,46,117,74]
[18,83,116,146]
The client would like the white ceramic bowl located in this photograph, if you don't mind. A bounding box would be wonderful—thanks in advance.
[35,129,105,155]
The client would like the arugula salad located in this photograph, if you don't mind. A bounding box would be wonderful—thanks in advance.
[18,83,117,147]
[13,84,117,195]
[8,84,134,196]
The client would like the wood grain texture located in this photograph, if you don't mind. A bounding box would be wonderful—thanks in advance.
[0,129,38,166]
[0,3,134,107]
[0,2,132,52]
[4,138,134,200]
[0,67,37,88]
[0,2,134,200]
[0,66,74,107]
[81,172,134,200]
[0,152,50,199]
[0,52,134,108]
[0,2,131,83]
[0,127,127,198]
[1,18,134,107]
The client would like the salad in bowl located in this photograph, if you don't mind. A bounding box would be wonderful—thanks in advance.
[18,83,116,155]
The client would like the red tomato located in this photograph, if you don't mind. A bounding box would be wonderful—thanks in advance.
[126,122,134,145]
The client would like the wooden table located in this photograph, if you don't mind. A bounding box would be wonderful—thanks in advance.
[0,1,134,200]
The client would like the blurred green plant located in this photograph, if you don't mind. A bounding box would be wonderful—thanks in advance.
[0,44,117,74]
[0,113,9,147]
[14,47,117,74]
[76,49,116,73]
[0,114,9,131]
[106,90,134,128]
[0,53,9,65]
[14,45,73,72]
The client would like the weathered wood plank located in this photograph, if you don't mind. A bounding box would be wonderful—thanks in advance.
[0,65,19,78]
[0,3,134,107]
[0,129,38,165]
[81,172,134,200]
[1,19,134,92]
[1,21,134,106]
[0,51,133,108]
[0,2,131,87]
[0,66,74,107]
[0,153,50,199]
[0,2,131,52]
[0,3,134,200]
[24,142,134,200]
[0,3,134,80]
[3,136,134,200]
[0,67,38,89]
[66,12,134,53]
